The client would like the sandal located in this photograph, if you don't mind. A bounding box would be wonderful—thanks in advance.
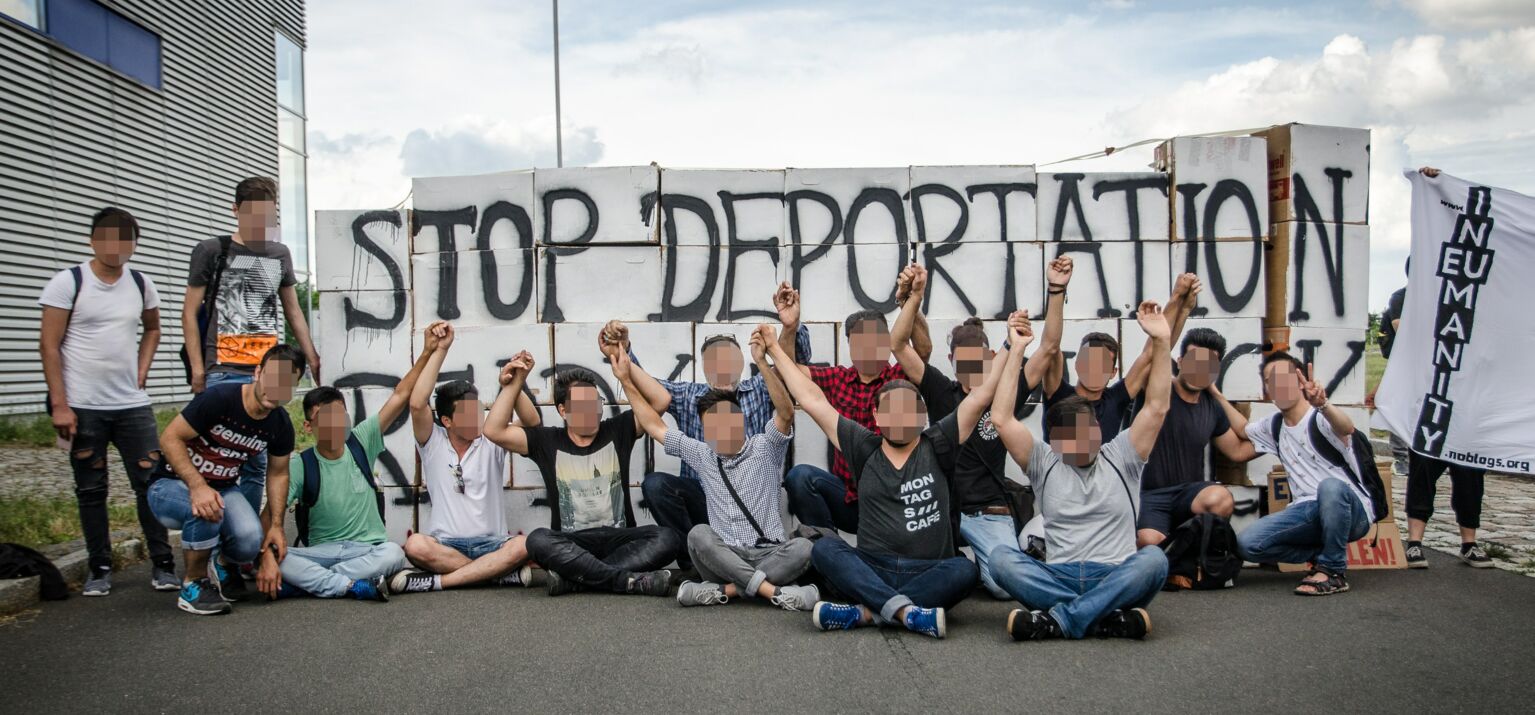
[1293,567,1349,596]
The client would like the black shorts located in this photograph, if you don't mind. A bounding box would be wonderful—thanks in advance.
[1137,481,1223,535]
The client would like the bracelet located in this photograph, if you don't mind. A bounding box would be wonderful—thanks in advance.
[1048,287,1066,295]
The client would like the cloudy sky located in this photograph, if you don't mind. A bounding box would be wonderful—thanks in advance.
[303,0,1535,310]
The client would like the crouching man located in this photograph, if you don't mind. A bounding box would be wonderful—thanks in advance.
[989,303,1173,641]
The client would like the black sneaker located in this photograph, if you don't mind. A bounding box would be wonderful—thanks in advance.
[1405,542,1428,569]
[176,578,232,616]
[209,561,247,602]
[628,570,672,597]
[1461,543,1495,568]
[1094,608,1152,640]
[545,570,584,597]
[1006,609,1063,641]
[388,569,438,594]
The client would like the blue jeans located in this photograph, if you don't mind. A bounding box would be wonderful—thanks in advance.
[810,536,977,624]
[203,371,267,513]
[641,472,707,568]
[990,545,1168,639]
[785,464,859,533]
[280,541,410,597]
[439,535,513,560]
[147,478,262,562]
[960,513,1019,599]
[1238,478,1371,573]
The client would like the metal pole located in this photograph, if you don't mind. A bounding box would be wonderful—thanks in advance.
[553,0,563,168]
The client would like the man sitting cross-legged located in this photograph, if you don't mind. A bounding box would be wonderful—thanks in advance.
[270,322,446,601]
[619,324,819,610]
[391,324,540,594]
[990,302,1174,641]
[482,338,683,597]
[770,315,1008,639]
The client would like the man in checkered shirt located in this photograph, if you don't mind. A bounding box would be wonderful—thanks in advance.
[616,324,821,611]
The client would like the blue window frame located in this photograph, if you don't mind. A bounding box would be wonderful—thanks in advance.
[44,0,162,89]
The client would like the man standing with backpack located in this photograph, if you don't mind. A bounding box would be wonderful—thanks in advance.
[1219,352,1382,596]
[182,177,320,522]
[262,321,450,602]
[38,207,177,596]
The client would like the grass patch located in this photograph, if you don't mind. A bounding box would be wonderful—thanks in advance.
[1365,341,1385,397]
[1484,543,1514,561]
[0,496,139,550]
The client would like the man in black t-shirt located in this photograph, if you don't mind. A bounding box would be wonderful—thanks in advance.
[148,345,302,616]
[1134,329,1259,548]
[889,265,1045,599]
[771,315,1019,639]
[483,339,682,597]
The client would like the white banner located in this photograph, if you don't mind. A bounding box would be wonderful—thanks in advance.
[1375,170,1535,474]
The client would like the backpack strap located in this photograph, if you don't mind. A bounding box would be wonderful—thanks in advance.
[129,269,147,308]
[1101,457,1137,516]
[295,446,321,546]
[344,434,385,523]
[69,266,84,305]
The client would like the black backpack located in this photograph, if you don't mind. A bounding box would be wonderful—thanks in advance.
[43,266,149,413]
[1267,413,1390,523]
[1163,512,1242,590]
[294,434,384,546]
[179,236,233,384]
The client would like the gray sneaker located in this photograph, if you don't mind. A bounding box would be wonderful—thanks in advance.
[676,580,727,607]
[82,570,111,597]
[151,566,180,591]
[771,584,820,611]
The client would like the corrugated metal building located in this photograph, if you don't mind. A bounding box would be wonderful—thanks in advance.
[0,0,309,414]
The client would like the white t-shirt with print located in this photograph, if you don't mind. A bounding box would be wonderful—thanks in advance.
[416,425,509,539]
[37,262,160,410]
[1247,409,1374,515]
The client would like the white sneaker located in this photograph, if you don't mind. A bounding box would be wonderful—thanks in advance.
[676,580,728,607]
[771,584,820,611]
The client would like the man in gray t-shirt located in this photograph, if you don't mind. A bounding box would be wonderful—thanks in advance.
[990,301,1175,642]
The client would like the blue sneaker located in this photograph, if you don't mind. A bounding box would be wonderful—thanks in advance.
[347,576,389,602]
[176,578,232,616]
[812,601,864,631]
[208,561,247,602]
[903,606,946,639]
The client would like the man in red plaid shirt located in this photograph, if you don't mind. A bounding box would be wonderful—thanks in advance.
[783,278,931,534]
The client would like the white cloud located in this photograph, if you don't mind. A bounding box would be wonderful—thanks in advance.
[398,117,605,177]
[1400,0,1535,30]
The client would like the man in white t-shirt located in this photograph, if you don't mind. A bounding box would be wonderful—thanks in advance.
[38,207,177,597]
[389,324,543,594]
[1216,352,1374,596]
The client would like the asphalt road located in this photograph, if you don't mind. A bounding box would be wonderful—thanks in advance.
[2,549,1529,714]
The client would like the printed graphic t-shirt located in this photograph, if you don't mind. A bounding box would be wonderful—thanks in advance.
[177,383,294,487]
[838,415,960,561]
[523,413,640,532]
[37,262,162,410]
[916,362,1034,514]
[286,414,388,545]
[187,236,297,374]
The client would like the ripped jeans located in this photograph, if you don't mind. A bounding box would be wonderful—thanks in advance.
[69,406,174,573]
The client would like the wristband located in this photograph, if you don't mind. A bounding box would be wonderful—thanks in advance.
[1048,287,1066,295]
[1048,283,1068,289]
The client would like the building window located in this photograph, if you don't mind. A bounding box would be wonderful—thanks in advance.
[36,0,161,89]
[0,0,43,30]
[276,31,308,279]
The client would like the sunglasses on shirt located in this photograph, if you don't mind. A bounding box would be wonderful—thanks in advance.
[452,463,464,494]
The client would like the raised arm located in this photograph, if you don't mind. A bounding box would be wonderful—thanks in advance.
[955,333,1011,443]
[766,335,841,451]
[1303,363,1354,440]
[483,351,535,455]
[890,264,928,385]
[1029,256,1071,391]
[612,349,667,443]
[992,312,1037,467]
[601,320,671,414]
[1165,273,1200,349]
[409,322,454,445]
[279,285,320,384]
[377,320,445,429]
[1125,273,1199,398]
[1127,302,1172,459]
[773,282,803,360]
[752,324,795,436]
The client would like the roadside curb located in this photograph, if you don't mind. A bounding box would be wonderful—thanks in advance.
[1,531,182,617]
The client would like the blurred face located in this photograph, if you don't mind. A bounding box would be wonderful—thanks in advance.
[305,399,350,448]
[1074,345,1118,391]
[235,199,279,244]
[701,341,744,389]
[701,403,746,456]
[440,397,485,442]
[89,225,136,268]
[849,321,891,376]
[1178,346,1221,392]
[1263,361,1304,410]
[252,359,298,409]
[952,345,992,392]
[1050,412,1103,467]
[560,384,603,438]
[874,388,927,446]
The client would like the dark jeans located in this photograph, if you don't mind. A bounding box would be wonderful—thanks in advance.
[810,536,977,623]
[525,525,683,593]
[1406,453,1486,529]
[641,472,707,569]
[785,464,859,533]
[69,406,173,572]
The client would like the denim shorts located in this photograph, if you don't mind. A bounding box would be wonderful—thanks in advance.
[439,535,512,560]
